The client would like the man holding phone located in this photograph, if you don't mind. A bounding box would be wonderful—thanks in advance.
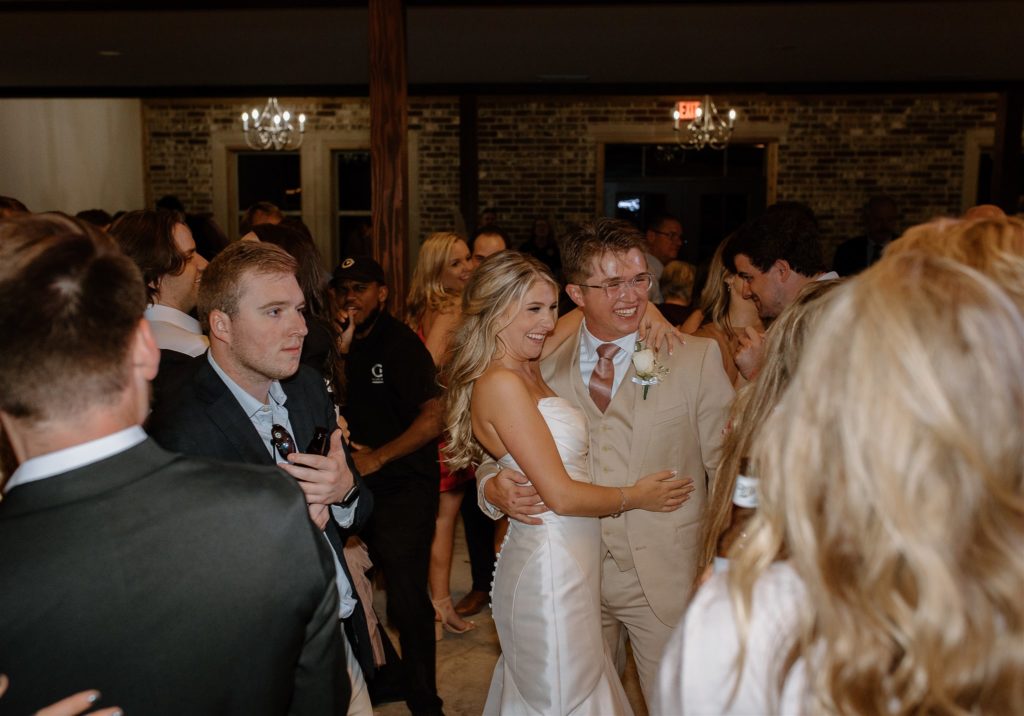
[148,241,375,715]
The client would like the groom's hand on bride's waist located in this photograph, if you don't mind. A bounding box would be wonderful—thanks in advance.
[487,469,546,525]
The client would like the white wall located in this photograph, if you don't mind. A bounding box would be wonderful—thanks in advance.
[0,99,145,214]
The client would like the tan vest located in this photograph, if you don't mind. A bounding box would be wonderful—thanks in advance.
[541,327,734,625]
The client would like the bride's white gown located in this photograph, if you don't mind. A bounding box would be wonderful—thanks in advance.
[484,397,633,716]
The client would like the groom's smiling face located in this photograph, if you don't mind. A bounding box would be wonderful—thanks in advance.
[567,248,649,342]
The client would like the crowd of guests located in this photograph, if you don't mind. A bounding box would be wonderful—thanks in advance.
[0,190,1022,716]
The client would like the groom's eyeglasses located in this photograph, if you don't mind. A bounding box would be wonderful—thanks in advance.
[575,273,654,299]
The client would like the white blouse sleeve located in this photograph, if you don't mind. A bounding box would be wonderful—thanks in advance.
[653,562,808,716]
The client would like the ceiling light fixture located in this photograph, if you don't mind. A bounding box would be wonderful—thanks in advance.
[241,97,305,151]
[672,95,737,150]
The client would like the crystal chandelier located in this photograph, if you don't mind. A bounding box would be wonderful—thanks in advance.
[241,98,306,151]
[672,95,737,150]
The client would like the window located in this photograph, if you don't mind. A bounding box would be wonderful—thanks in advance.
[235,151,301,233]
[334,150,372,257]
[603,143,767,264]
[976,150,1024,209]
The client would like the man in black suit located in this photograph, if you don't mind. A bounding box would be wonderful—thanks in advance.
[0,215,346,715]
[147,240,376,715]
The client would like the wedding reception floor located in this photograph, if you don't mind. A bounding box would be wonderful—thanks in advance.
[373,518,648,716]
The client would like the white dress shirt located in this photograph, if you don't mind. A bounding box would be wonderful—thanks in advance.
[4,426,147,495]
[145,304,209,357]
[208,352,358,619]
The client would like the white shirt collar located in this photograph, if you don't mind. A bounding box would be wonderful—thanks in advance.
[580,320,638,357]
[4,426,147,494]
[815,271,840,282]
[207,351,287,419]
[144,303,202,334]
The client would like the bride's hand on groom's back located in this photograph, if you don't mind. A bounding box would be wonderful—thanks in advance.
[630,470,694,512]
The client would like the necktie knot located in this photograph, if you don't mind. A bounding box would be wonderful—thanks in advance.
[597,343,621,360]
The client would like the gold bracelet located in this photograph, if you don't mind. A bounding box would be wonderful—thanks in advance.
[610,487,626,519]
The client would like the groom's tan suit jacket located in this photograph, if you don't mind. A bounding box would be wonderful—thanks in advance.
[541,327,733,626]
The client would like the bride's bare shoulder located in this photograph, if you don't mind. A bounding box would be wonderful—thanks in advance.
[476,365,528,397]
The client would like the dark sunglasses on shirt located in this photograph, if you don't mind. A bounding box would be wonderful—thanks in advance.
[270,424,330,462]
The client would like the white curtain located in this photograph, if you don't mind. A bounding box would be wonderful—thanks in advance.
[0,99,145,215]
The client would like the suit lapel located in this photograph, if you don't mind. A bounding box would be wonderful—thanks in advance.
[283,378,315,450]
[196,361,275,466]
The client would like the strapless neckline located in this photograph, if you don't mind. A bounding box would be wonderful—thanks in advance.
[494,396,581,464]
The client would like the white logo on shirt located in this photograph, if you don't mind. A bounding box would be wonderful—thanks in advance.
[371,363,384,384]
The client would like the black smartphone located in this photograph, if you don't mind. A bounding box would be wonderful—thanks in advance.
[306,427,330,456]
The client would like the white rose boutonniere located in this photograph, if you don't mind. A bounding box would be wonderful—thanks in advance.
[631,341,669,399]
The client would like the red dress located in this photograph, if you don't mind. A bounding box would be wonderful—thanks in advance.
[416,323,472,493]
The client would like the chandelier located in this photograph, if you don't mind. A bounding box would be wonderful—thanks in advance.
[672,95,737,150]
[241,98,306,151]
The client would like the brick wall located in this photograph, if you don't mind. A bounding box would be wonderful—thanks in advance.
[143,93,997,259]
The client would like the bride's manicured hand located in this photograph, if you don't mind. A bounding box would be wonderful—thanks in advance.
[639,303,685,355]
[630,470,694,512]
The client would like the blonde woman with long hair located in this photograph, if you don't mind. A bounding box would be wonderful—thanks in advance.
[694,278,840,584]
[405,232,477,634]
[444,251,688,715]
[681,235,762,386]
[406,231,473,364]
[656,248,1024,714]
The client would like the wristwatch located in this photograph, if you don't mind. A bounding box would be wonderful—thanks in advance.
[338,484,360,508]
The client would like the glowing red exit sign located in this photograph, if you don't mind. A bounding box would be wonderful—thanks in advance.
[675,100,701,120]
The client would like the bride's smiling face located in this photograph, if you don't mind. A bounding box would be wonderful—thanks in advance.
[497,280,558,361]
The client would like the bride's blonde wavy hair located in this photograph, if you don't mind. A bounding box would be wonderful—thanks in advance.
[728,249,1024,714]
[442,251,557,471]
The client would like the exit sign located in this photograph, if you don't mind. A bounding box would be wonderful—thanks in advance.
[675,100,701,120]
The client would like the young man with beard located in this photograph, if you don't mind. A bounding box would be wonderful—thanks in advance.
[147,241,375,715]
[331,256,446,716]
[724,202,839,379]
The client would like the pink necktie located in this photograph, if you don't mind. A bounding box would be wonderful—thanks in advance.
[589,343,621,413]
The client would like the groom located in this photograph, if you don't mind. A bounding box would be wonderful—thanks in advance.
[479,218,733,702]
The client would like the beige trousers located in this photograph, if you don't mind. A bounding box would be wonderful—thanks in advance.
[600,551,676,708]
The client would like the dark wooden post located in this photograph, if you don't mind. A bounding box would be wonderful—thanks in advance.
[369,0,408,312]
[459,95,479,238]
[992,88,1023,214]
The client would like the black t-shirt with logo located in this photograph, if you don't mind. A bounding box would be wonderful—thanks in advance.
[342,311,441,491]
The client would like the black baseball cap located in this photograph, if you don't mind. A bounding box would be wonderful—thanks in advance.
[332,256,386,286]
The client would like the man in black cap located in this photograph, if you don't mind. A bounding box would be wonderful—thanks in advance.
[332,256,446,716]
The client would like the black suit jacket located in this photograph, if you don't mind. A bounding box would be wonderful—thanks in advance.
[0,438,345,715]
[147,355,376,677]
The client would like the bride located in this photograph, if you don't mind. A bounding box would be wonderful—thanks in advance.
[443,251,688,716]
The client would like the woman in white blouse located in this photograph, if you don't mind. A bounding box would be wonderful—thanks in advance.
[656,229,1024,715]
